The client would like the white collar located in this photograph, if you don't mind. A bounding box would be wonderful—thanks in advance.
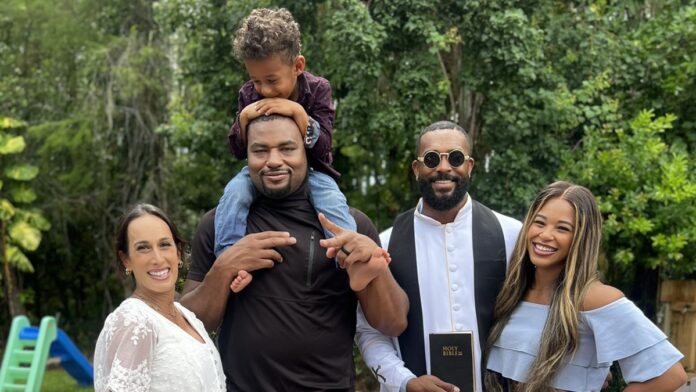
[414,194,472,227]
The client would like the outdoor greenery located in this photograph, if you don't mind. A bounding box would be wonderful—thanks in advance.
[0,117,50,319]
[1,0,694,386]
[40,368,93,392]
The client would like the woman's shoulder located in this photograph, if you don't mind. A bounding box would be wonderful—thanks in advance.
[97,299,159,350]
[105,298,157,329]
[581,281,625,311]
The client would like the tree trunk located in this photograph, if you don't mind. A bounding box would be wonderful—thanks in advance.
[460,88,484,148]
[4,267,26,317]
[1,220,26,317]
[438,43,484,148]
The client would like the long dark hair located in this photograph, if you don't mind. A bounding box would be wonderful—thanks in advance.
[114,203,186,275]
[485,181,602,391]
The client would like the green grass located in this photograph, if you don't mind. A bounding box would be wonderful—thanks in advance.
[41,368,93,392]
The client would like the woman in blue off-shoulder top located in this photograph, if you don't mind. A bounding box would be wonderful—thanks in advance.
[485,181,687,392]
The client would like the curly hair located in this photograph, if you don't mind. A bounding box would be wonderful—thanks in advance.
[233,8,302,64]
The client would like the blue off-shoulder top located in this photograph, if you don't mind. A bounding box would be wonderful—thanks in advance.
[486,297,683,392]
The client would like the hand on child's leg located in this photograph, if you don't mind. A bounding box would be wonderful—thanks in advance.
[230,270,253,293]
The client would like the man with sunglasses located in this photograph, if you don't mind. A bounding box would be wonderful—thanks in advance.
[356,121,522,392]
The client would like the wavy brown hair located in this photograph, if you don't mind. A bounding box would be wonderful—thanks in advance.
[485,181,602,392]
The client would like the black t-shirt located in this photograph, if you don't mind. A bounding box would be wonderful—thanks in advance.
[188,185,380,392]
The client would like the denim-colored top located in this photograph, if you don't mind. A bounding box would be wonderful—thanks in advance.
[487,297,683,392]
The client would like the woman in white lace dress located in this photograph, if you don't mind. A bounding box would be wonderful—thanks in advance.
[485,182,687,392]
[94,204,226,392]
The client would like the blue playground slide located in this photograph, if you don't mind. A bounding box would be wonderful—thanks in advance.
[19,326,94,387]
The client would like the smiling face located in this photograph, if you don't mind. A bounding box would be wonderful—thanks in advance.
[120,214,180,296]
[527,197,576,273]
[412,128,474,213]
[247,115,307,198]
[245,54,305,100]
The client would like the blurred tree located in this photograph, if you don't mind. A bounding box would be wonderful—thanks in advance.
[561,107,696,315]
[0,117,50,317]
[0,0,693,364]
[0,0,171,346]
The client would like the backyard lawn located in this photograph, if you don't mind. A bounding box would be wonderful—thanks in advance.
[41,368,93,392]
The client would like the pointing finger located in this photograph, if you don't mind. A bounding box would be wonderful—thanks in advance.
[318,213,345,237]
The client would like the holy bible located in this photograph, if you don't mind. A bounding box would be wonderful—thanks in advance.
[429,332,475,392]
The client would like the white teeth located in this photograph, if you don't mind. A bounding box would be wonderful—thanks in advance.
[534,243,556,252]
[148,269,170,277]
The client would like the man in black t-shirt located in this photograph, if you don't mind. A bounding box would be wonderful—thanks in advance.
[181,114,408,391]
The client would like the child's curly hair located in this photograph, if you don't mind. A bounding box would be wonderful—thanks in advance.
[233,8,301,64]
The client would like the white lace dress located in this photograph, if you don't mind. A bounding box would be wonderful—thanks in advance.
[94,298,226,392]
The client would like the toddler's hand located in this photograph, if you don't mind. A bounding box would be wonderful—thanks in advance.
[254,99,309,137]
[239,104,264,144]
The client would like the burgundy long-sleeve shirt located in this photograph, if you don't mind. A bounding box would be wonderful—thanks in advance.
[228,71,340,180]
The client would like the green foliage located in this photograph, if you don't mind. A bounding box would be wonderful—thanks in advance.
[0,0,694,372]
[9,221,41,252]
[152,0,695,229]
[626,4,696,145]
[155,0,249,215]
[1,0,173,345]
[0,199,15,220]
[0,135,26,154]
[4,164,39,181]
[0,118,50,279]
[561,109,696,278]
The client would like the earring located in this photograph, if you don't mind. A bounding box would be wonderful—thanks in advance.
[178,260,183,268]
[125,268,131,276]
[415,173,419,181]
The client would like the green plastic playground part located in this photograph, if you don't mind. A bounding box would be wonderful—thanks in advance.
[0,316,57,392]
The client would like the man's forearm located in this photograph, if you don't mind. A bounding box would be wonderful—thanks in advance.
[180,265,235,331]
[357,270,408,337]
[356,307,415,392]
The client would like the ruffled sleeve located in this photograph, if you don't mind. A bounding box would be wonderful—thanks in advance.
[94,302,157,392]
[583,297,683,382]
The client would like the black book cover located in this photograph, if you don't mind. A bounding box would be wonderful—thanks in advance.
[429,332,475,392]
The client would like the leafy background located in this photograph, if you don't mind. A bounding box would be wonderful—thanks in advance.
[1,0,694,388]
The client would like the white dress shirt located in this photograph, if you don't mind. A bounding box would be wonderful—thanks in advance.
[356,196,521,392]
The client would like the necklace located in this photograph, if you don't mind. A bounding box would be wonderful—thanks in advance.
[131,293,181,325]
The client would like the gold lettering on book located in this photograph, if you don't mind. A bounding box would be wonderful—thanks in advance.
[442,345,464,357]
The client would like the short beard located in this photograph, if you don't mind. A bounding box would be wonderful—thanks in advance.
[259,170,294,199]
[418,173,470,211]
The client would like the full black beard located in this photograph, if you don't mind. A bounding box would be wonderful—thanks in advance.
[418,173,470,211]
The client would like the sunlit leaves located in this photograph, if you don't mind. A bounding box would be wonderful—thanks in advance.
[1,118,26,129]
[8,184,37,204]
[6,245,34,273]
[0,116,49,292]
[0,199,16,221]
[563,109,696,278]
[4,164,39,181]
[8,221,41,252]
[0,135,26,154]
